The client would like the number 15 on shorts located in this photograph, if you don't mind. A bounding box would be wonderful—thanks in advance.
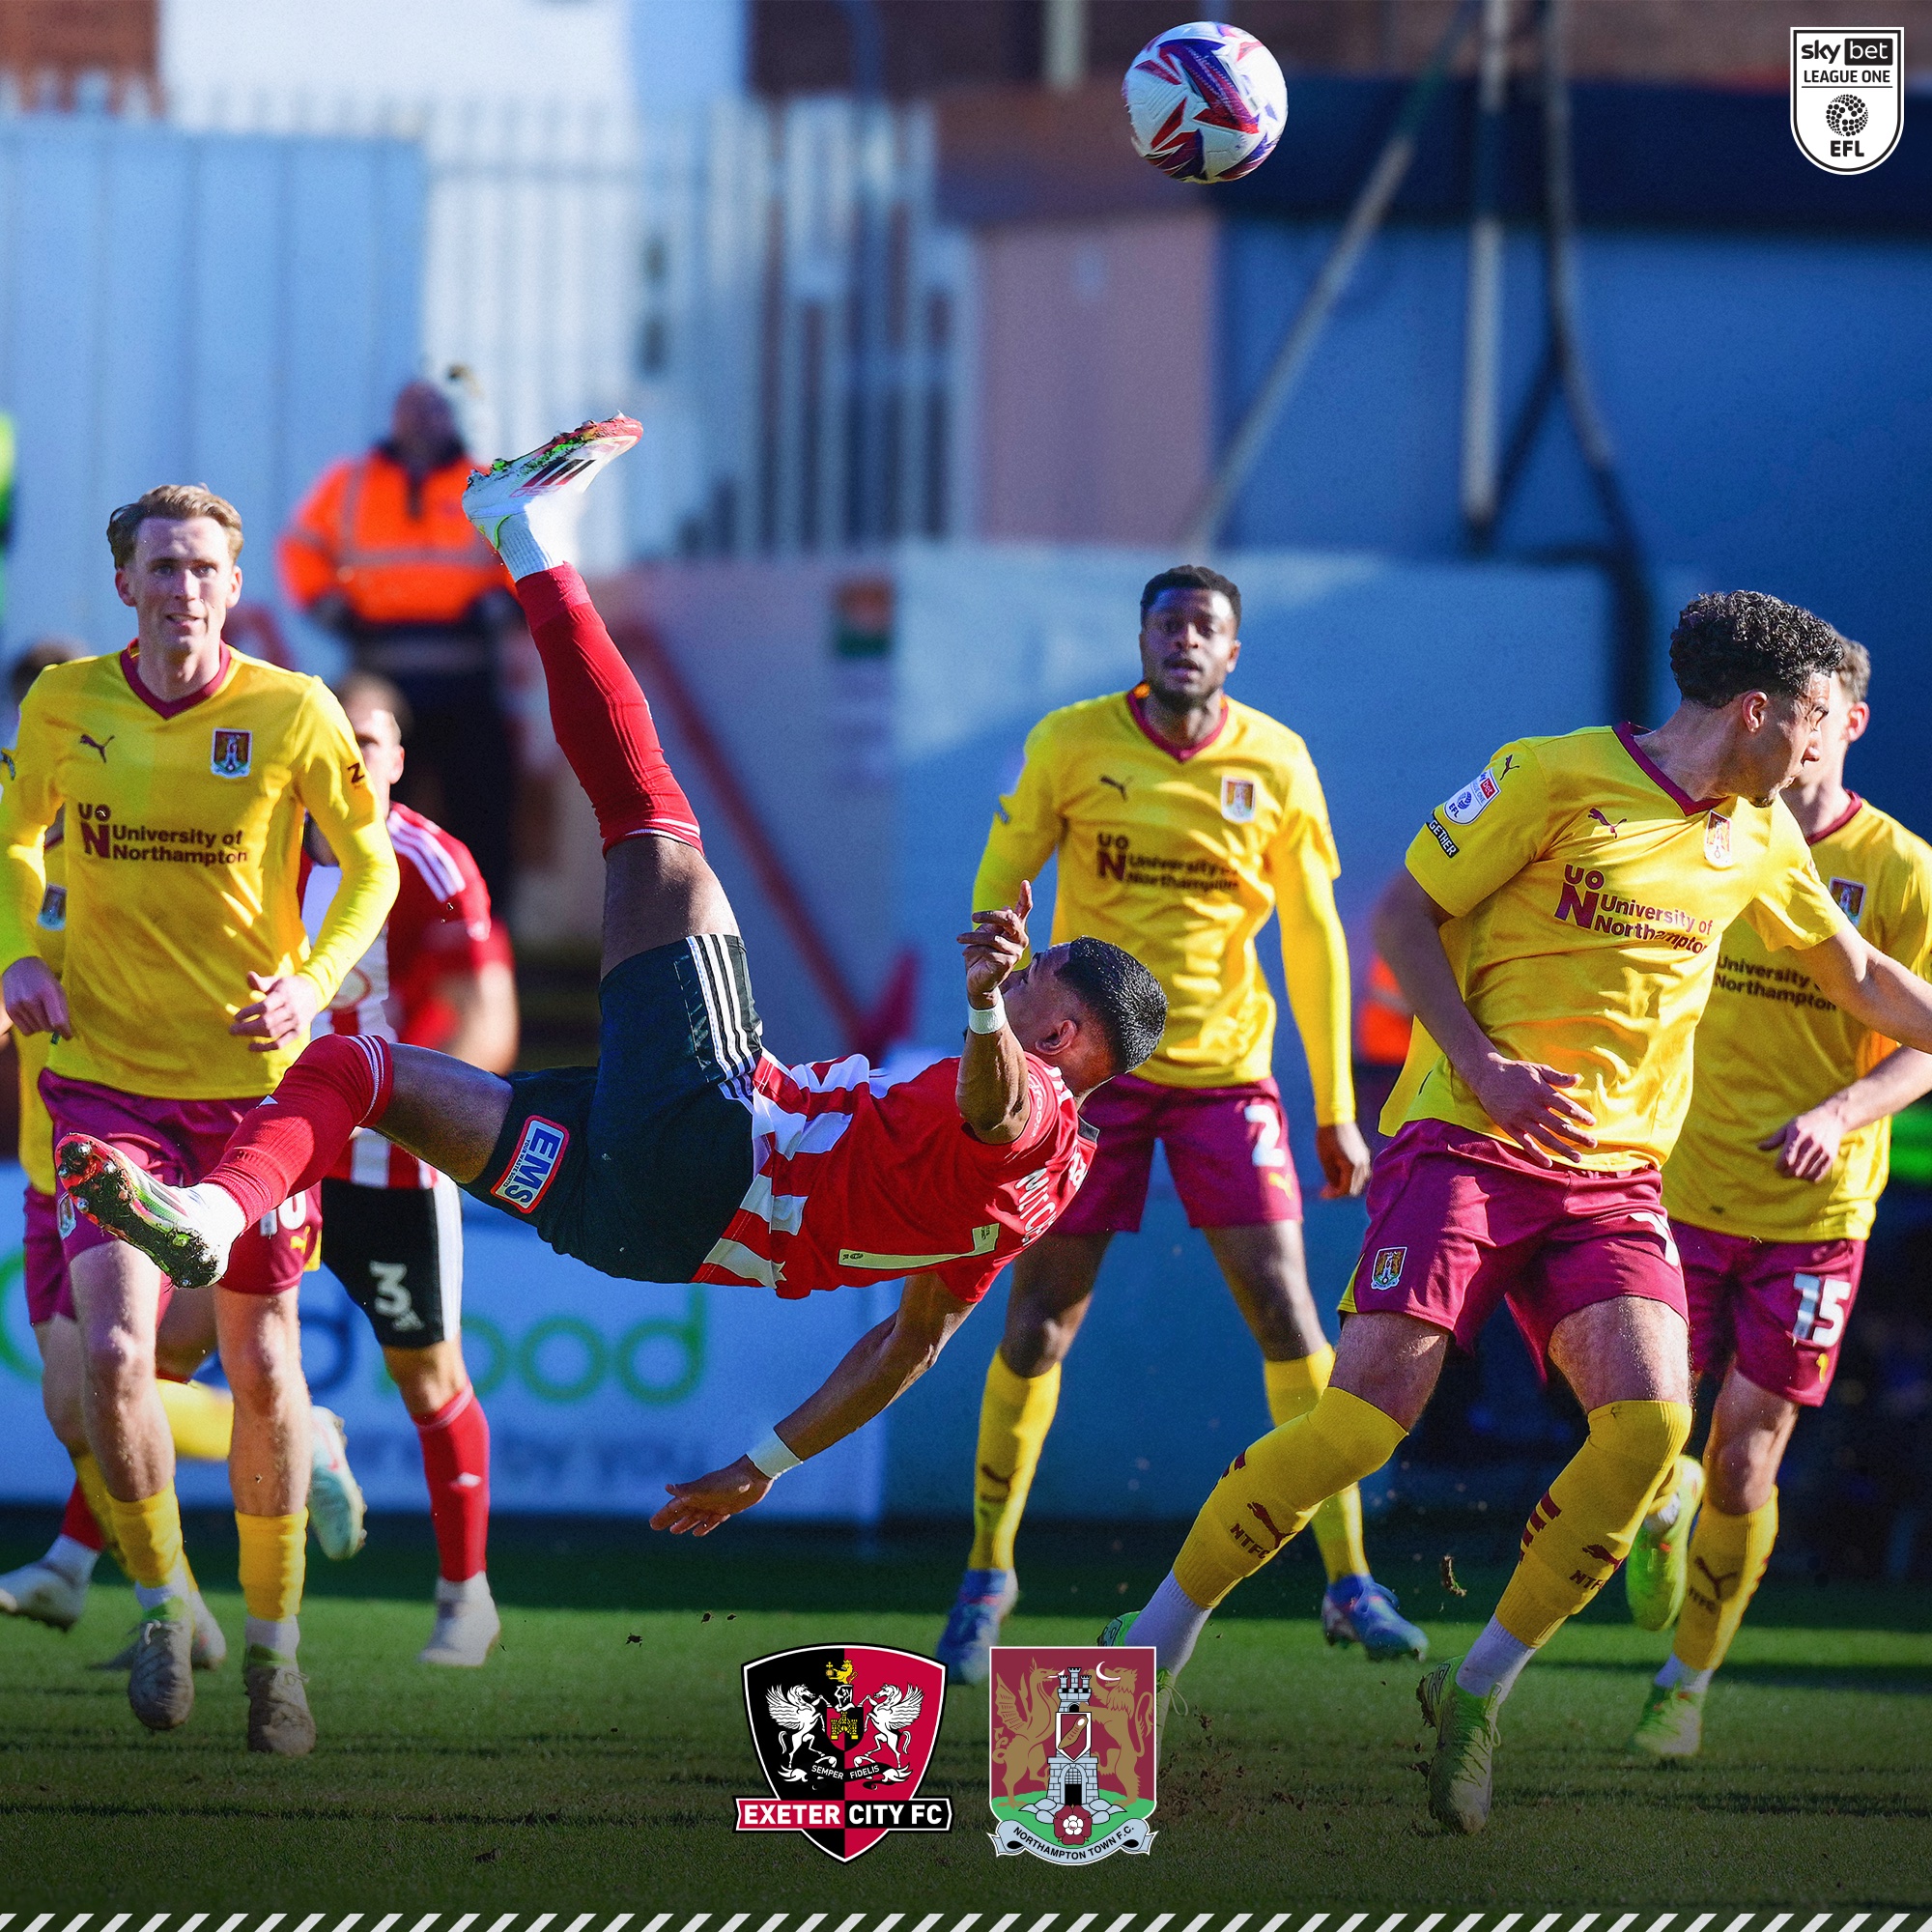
[1792,1272,1851,1350]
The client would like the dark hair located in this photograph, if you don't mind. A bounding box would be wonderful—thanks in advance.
[1668,591,1844,709]
[1057,936,1167,1076]
[1140,564,1241,631]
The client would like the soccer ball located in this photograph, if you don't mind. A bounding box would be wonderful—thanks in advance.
[1825,93,1869,138]
[1123,21,1287,184]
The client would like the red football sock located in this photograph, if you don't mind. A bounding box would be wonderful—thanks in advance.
[514,564,702,854]
[60,1481,104,1552]
[414,1383,491,1583]
[205,1035,392,1227]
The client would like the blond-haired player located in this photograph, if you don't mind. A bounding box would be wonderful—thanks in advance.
[0,487,395,1752]
[936,564,1424,1686]
[1626,638,1932,1757]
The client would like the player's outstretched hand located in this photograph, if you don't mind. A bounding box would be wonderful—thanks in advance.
[652,1456,775,1536]
[1759,1100,1844,1182]
[957,878,1032,1005]
[1,955,72,1038]
[1470,1054,1596,1164]
[232,971,322,1051]
[1316,1120,1373,1199]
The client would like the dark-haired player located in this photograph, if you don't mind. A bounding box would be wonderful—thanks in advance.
[1106,589,1932,1833]
[936,564,1422,1688]
[61,420,1169,1532]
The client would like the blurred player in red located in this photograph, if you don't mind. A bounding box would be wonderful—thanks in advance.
[304,671,517,1663]
[63,421,1168,1535]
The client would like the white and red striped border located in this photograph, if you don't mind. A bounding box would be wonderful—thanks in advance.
[0,1914,1922,1931]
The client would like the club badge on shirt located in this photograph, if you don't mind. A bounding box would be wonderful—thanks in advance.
[211,727,252,779]
[1220,775,1258,824]
[1704,812,1733,868]
[1830,876,1866,924]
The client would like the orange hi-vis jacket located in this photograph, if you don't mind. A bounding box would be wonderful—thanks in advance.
[278,445,509,627]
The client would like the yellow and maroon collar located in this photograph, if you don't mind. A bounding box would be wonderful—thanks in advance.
[120,640,234,720]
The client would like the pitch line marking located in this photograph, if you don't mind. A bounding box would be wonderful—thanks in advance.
[1296,1916,1330,1932]
[716,1917,748,1932]
[1183,1915,1215,1932]
[1023,1917,1056,1932]
[1573,1915,1603,1932]
[22,1917,51,1932]
[366,1916,402,1932]
[1102,1917,1137,1932]
[483,1916,520,1932]
[1871,1917,1905,1932]
[1798,1916,1831,1932]
[1450,1915,1485,1932]
[1841,1918,1868,1932]
[257,1917,284,1932]
[986,1916,1020,1932]
[99,1915,129,1932]
[134,1916,168,1932]
[1222,1916,1250,1932]
[1334,1914,1367,1932]
[213,1913,248,1932]
[1682,1915,1713,1932]
[637,1918,671,1932]
[1643,1916,1675,1932]
[289,1913,325,1932]
[1719,1916,1753,1932]
[1375,1915,1405,1932]
[793,1918,825,1932]
[445,1916,475,1932]
[407,1914,440,1932]
[832,1917,866,1932]
[754,1918,788,1932]
[1147,1916,1176,1932]
[603,1918,632,1932]
[58,1915,88,1932]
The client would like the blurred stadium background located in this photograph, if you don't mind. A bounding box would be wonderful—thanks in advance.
[0,0,1929,1586]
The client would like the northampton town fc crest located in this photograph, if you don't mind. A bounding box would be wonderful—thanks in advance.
[737,1645,952,1861]
[988,1646,1156,1862]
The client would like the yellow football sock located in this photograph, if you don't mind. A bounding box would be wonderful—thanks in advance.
[1674,1490,1777,1675]
[105,1487,185,1594]
[157,1378,234,1463]
[236,1510,308,1624]
[1264,1349,1372,1583]
[69,1449,127,1569]
[1174,1387,1406,1609]
[968,1353,1061,1572]
[1496,1400,1691,1647]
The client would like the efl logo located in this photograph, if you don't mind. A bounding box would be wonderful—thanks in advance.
[490,1115,570,1212]
[1371,1245,1406,1290]
[1791,26,1902,174]
[1442,767,1499,825]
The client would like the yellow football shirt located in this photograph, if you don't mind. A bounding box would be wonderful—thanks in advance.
[973,688,1353,1116]
[1386,723,1848,1171]
[0,645,398,1100]
[12,822,65,1193]
[1664,797,1932,1241]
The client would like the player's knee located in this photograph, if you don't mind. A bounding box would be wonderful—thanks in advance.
[384,1344,467,1417]
[84,1320,153,1394]
[219,1296,303,1401]
[1585,1398,1692,1500]
[1706,1426,1780,1516]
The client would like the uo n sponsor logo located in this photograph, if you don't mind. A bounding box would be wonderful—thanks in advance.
[1791,28,1902,173]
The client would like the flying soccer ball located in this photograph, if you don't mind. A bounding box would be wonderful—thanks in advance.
[1123,21,1287,185]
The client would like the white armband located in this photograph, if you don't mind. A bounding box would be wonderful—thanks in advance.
[749,1429,803,1478]
[967,992,1007,1035]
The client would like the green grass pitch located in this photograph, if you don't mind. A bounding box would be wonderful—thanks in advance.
[3,1511,1930,1910]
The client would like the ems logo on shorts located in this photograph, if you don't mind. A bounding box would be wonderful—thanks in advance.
[1831,876,1866,925]
[492,1116,570,1212]
[211,728,252,778]
[1220,775,1258,824]
[1442,768,1499,825]
[1704,811,1733,869]
[1371,1245,1406,1290]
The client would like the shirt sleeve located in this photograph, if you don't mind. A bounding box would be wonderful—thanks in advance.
[1405,739,1551,918]
[289,684,398,1005]
[971,717,1064,933]
[1266,748,1353,1125]
[1742,810,1852,953]
[0,697,63,979]
[277,459,352,611]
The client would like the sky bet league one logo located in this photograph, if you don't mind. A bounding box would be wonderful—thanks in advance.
[736,1645,952,1861]
[988,1647,1157,1863]
[1791,29,1902,174]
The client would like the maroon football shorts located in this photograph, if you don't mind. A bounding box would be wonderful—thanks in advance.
[1674,1218,1864,1407]
[43,1073,319,1296]
[23,1181,71,1324]
[1342,1118,1688,1378]
[1054,1070,1302,1236]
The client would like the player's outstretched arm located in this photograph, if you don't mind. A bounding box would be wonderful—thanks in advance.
[650,1272,974,1535]
[1759,1043,1932,1181]
[1801,925,1932,1059]
[955,879,1034,1144]
[1372,868,1596,1163]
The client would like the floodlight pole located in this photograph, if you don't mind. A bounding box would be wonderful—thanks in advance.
[1459,0,1515,547]
[1179,0,1483,554]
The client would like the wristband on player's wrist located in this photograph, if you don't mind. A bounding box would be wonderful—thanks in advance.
[748,1429,802,1479]
[967,991,1006,1034]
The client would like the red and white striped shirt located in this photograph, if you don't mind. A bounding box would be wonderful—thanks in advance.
[696,1051,1095,1304]
[302,802,509,1188]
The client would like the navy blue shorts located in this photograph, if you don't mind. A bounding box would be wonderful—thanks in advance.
[466,934,759,1282]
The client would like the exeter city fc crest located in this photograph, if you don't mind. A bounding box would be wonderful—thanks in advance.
[1791,28,1902,174]
[736,1645,952,1861]
[988,1646,1156,1863]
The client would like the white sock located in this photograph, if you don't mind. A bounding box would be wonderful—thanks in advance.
[1130,1569,1213,1678]
[490,503,579,581]
[1455,1616,1538,1702]
[43,1534,100,1586]
[181,1181,247,1250]
[1643,1487,1686,1535]
[436,1572,493,1608]
[134,1572,190,1613]
[246,1615,300,1659]
[1655,1653,1715,1694]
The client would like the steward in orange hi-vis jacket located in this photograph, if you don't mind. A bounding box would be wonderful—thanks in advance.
[279,380,519,912]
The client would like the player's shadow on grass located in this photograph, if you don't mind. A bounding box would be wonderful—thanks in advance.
[1536,1657,1932,1694]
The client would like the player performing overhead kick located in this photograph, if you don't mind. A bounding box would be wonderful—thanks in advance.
[1102,590,1932,1834]
[61,419,1168,1536]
